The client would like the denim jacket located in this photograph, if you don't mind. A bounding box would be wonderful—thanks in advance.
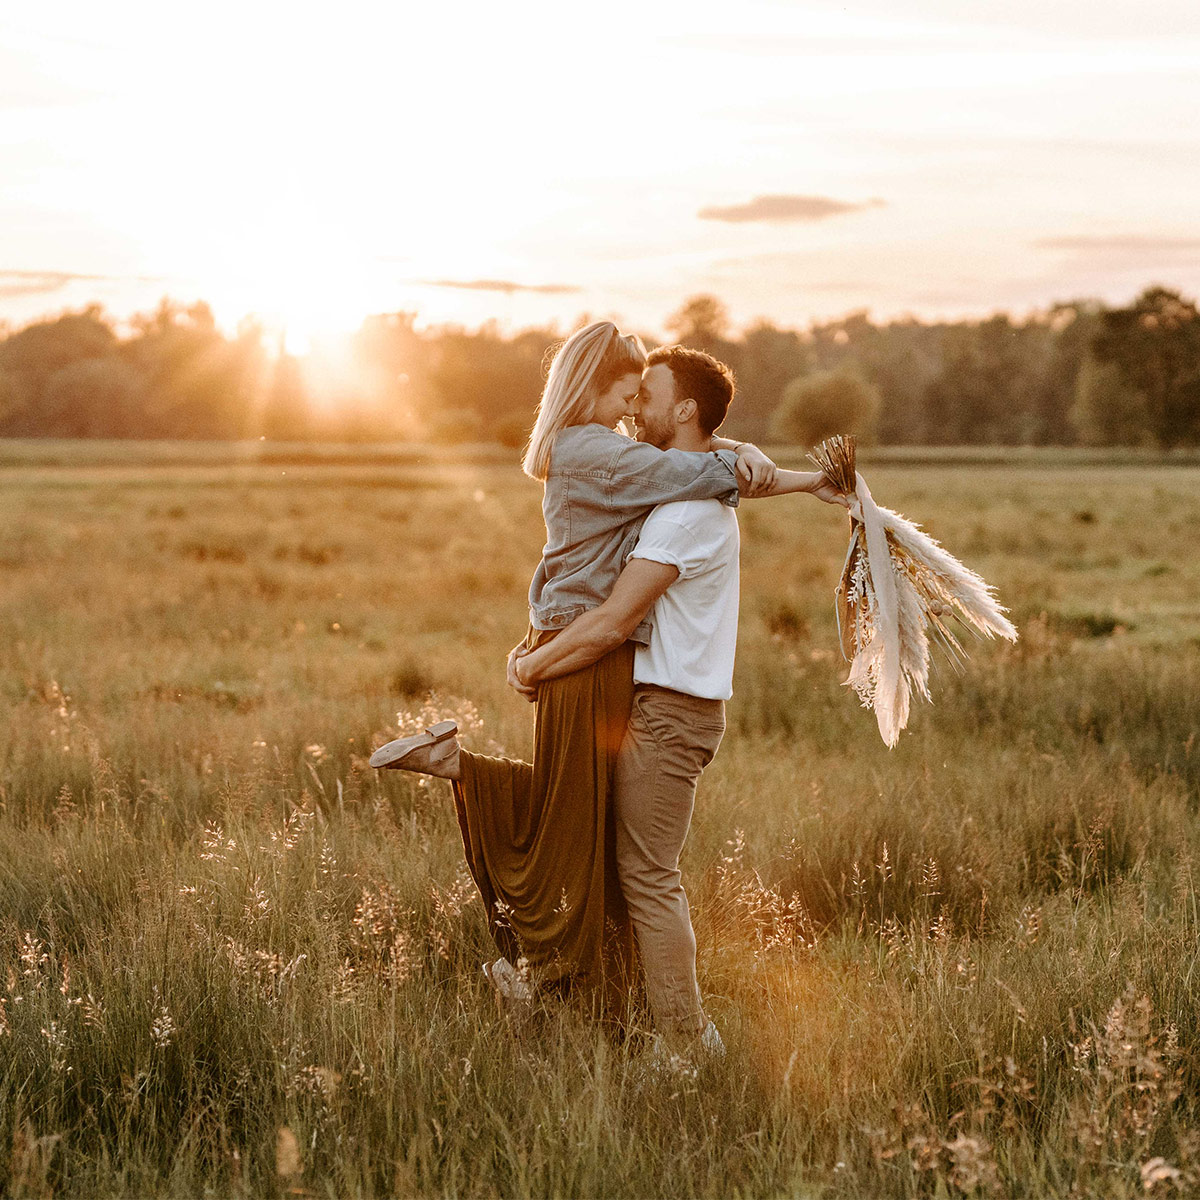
[527,424,740,643]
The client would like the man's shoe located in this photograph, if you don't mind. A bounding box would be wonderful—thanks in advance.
[369,720,460,777]
[642,1019,725,1078]
[700,1020,726,1058]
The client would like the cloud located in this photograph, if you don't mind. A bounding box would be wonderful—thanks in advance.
[420,278,581,295]
[1034,235,1200,253]
[0,269,108,298]
[0,268,165,299]
[698,194,885,223]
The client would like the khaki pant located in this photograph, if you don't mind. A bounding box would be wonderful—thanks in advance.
[614,684,725,1036]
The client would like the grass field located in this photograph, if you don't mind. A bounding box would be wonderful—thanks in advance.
[1,442,1199,1198]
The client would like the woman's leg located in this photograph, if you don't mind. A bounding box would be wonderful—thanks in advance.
[451,637,636,1015]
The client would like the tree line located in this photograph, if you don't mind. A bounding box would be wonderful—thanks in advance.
[1,286,1197,447]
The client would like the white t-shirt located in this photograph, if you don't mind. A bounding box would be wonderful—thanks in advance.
[628,499,740,700]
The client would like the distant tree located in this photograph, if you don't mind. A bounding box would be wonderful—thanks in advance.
[769,364,880,446]
[809,311,944,444]
[1070,355,1151,446]
[1033,301,1106,444]
[42,358,146,438]
[353,311,431,426]
[922,315,1045,444]
[123,299,265,438]
[0,368,25,431]
[261,352,313,440]
[426,323,553,435]
[733,320,810,441]
[1091,287,1200,448]
[0,304,116,377]
[0,306,119,434]
[666,295,730,350]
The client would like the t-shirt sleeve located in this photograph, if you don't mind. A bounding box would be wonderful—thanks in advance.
[628,513,708,579]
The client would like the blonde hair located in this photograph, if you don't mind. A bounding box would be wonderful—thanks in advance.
[522,321,646,480]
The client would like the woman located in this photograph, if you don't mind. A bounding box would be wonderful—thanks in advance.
[369,322,771,1017]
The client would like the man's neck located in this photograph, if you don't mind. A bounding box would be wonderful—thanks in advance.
[665,427,710,454]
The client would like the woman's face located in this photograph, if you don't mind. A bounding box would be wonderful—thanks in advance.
[591,372,643,430]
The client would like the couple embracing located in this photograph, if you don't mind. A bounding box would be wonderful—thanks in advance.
[370,321,848,1052]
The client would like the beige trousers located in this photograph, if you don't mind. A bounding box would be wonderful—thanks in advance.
[613,684,725,1036]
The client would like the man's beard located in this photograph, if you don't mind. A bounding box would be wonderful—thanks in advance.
[634,417,672,449]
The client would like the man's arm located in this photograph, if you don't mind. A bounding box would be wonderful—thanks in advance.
[508,559,679,695]
[748,467,854,509]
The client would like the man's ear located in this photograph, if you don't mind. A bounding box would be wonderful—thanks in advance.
[676,397,698,426]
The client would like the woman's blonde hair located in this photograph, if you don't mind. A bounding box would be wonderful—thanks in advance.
[522,321,646,480]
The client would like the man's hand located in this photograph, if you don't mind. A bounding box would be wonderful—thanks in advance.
[810,478,854,509]
[735,443,778,495]
[506,644,537,702]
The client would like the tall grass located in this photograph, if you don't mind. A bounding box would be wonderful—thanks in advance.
[1,450,1199,1196]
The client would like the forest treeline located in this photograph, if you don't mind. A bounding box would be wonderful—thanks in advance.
[1,285,1197,447]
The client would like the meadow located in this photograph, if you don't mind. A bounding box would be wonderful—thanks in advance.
[1,442,1198,1198]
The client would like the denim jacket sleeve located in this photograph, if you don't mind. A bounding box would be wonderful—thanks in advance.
[603,440,740,513]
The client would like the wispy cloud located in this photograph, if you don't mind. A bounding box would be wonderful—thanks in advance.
[420,278,581,295]
[0,268,164,299]
[698,194,885,223]
[1035,235,1200,252]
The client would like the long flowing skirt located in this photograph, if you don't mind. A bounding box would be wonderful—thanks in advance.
[451,631,637,1016]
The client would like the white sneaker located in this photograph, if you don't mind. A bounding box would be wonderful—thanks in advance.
[700,1020,726,1058]
[482,957,533,1007]
[642,1019,725,1079]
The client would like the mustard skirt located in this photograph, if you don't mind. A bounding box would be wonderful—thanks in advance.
[452,630,637,1016]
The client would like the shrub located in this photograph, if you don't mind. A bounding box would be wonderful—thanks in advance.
[769,364,880,446]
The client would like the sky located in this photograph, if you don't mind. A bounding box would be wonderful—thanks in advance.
[2,0,1200,346]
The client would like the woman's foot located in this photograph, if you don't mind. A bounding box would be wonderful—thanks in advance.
[482,958,534,1009]
[369,720,461,779]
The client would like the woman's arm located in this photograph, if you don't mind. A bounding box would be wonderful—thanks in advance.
[711,436,776,494]
[604,439,743,511]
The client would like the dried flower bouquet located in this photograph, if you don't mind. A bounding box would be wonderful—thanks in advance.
[809,435,1018,747]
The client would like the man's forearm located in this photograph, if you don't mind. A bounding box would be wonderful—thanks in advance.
[754,468,823,496]
[513,559,679,693]
[520,610,628,684]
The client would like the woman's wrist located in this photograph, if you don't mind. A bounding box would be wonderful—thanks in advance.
[515,653,535,687]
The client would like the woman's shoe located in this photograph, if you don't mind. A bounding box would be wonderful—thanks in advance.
[482,957,533,1008]
[369,720,460,777]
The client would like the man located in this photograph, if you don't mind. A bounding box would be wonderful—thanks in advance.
[509,346,846,1049]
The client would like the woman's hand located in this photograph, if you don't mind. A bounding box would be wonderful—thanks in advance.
[506,644,538,702]
[734,443,777,495]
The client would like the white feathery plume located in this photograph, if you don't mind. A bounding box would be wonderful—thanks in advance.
[810,436,1018,747]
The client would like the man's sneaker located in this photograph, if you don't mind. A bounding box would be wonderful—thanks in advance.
[700,1019,726,1058]
[640,1019,725,1081]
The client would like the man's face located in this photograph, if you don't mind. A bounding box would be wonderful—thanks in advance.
[631,362,678,449]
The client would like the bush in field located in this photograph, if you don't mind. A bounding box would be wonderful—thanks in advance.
[769,364,880,446]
